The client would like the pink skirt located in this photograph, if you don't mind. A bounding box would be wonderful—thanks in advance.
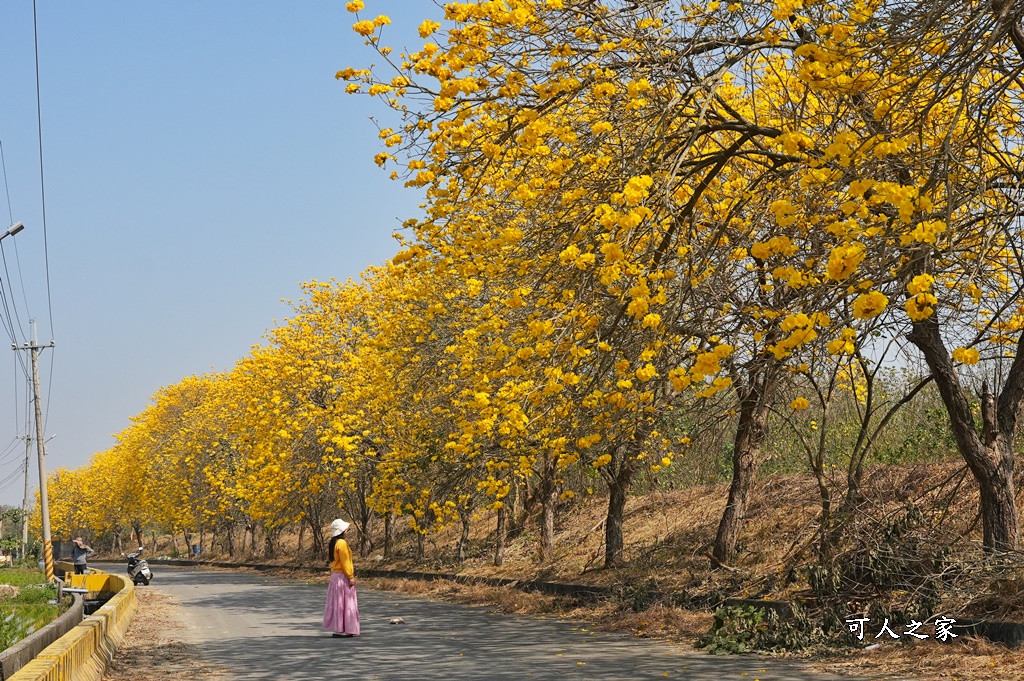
[322,572,360,635]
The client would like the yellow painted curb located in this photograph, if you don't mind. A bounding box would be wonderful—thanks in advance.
[8,573,138,681]
[53,562,106,580]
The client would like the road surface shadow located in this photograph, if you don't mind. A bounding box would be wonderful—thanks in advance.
[154,567,854,680]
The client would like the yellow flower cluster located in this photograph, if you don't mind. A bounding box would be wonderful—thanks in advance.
[853,291,888,319]
[827,327,857,355]
[952,347,980,365]
[905,274,938,321]
[825,243,866,281]
[768,313,827,360]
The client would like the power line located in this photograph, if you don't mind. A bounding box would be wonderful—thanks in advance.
[0,141,13,225]
[31,0,55,440]
[0,461,28,495]
[0,437,23,467]
[0,245,28,343]
[0,279,30,380]
[0,278,27,372]
[10,238,34,336]
[0,277,23,349]
[0,436,20,460]
[44,349,53,433]
[11,353,32,436]
[11,356,16,435]
[0,466,27,497]
[31,0,54,338]
[0,441,27,490]
[21,367,30,441]
[0,139,29,351]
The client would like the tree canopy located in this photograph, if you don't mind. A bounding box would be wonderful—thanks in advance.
[45,0,1024,570]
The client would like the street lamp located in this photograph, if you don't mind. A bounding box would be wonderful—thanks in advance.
[3,222,24,239]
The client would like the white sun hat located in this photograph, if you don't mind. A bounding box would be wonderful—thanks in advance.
[329,519,351,536]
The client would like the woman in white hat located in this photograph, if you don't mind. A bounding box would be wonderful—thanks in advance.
[322,518,360,637]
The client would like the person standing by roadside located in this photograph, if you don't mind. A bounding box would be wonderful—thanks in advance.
[322,518,360,638]
[71,537,94,575]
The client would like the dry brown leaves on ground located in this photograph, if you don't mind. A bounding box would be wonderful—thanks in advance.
[812,638,1024,681]
[364,577,713,644]
[102,588,229,681]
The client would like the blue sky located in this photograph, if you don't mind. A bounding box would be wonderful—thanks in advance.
[0,1,425,506]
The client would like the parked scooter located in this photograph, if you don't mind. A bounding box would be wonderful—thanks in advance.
[125,547,153,586]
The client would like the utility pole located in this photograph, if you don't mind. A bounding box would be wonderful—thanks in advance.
[20,434,31,561]
[13,319,54,580]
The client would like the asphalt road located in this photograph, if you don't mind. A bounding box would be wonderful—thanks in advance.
[143,566,852,681]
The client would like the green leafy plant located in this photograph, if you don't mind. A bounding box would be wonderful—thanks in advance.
[0,604,59,650]
[695,605,768,654]
[756,604,829,652]
[8,583,57,605]
[0,568,48,588]
[696,603,831,654]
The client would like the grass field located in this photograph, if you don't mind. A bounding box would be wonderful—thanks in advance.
[0,566,61,650]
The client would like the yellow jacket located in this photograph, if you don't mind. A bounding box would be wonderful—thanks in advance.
[331,538,355,580]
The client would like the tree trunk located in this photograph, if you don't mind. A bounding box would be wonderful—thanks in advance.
[601,420,656,568]
[304,513,325,559]
[131,523,143,549]
[358,511,375,558]
[494,503,506,566]
[264,528,276,559]
[538,458,558,561]
[224,525,236,557]
[814,468,833,561]
[416,531,425,561]
[510,476,521,520]
[977,445,1018,550]
[383,511,396,560]
[909,318,1020,551]
[456,508,471,562]
[246,522,257,557]
[603,455,636,568]
[297,523,305,557]
[509,476,536,541]
[350,478,376,558]
[713,371,774,566]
